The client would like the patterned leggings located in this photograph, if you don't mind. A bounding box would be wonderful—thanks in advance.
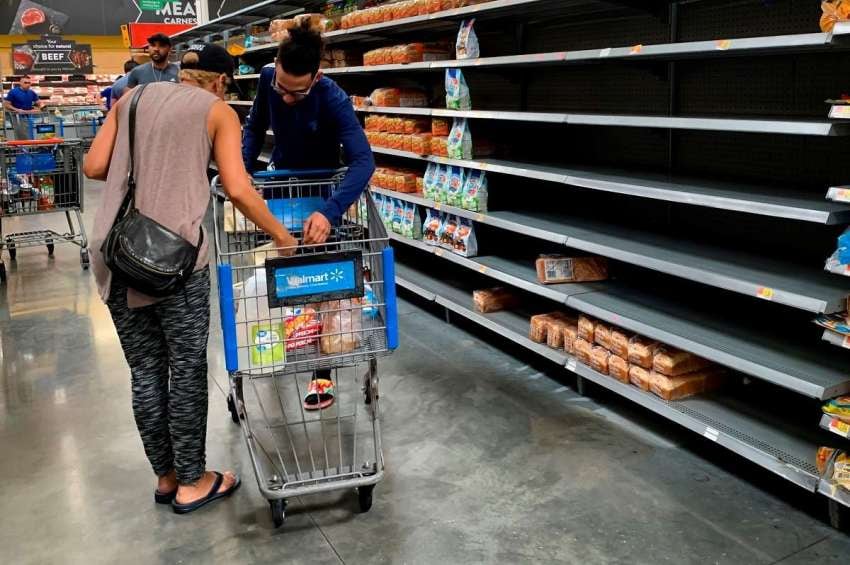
[107,269,211,484]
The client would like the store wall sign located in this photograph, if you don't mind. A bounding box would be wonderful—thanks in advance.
[12,35,93,74]
[148,1,198,25]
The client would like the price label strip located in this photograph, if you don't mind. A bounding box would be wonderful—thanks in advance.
[567,358,577,372]
[704,426,720,442]
[828,417,850,438]
[756,286,774,301]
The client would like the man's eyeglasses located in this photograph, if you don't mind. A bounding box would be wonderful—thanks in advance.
[271,69,315,101]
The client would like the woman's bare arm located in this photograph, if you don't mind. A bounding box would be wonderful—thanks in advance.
[83,88,134,180]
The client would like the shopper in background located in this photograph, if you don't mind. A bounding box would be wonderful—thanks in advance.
[242,19,375,245]
[105,59,140,109]
[125,33,179,88]
[4,75,43,140]
[83,43,297,515]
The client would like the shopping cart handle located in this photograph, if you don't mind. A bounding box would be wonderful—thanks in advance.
[4,138,64,146]
[252,167,346,179]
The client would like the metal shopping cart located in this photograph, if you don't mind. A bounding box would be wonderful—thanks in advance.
[212,168,398,528]
[0,139,88,283]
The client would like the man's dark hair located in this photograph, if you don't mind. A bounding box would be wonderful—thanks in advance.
[276,20,323,77]
[148,33,172,47]
[124,59,139,73]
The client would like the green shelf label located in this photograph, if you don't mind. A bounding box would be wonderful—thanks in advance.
[139,0,167,10]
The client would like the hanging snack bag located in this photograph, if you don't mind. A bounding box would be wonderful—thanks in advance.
[445,68,471,110]
[423,162,438,199]
[461,169,488,212]
[446,165,466,207]
[423,208,442,245]
[448,118,472,160]
[382,195,395,229]
[453,217,478,257]
[403,202,422,239]
[439,214,457,250]
[434,163,450,203]
[455,19,479,60]
[392,198,405,234]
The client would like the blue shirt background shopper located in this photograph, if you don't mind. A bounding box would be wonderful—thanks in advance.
[241,22,374,238]
[4,76,42,139]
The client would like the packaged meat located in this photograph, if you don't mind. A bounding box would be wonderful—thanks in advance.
[628,336,660,369]
[473,287,519,313]
[319,299,362,355]
[446,166,466,207]
[423,208,442,245]
[535,255,609,284]
[590,346,611,374]
[629,365,652,391]
[610,329,633,358]
[411,133,432,155]
[446,68,471,110]
[438,214,457,249]
[432,117,451,136]
[447,118,472,160]
[455,19,480,59]
[574,338,592,365]
[649,368,725,401]
[452,217,477,257]
[461,169,488,212]
[608,356,629,383]
[594,324,611,350]
[423,163,439,199]
[652,347,712,377]
[563,324,579,355]
[578,315,596,342]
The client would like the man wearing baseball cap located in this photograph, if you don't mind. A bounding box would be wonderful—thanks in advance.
[84,43,296,516]
[126,33,179,88]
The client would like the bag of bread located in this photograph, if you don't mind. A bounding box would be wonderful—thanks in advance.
[594,324,611,350]
[545,314,577,349]
[610,328,633,358]
[530,313,553,343]
[574,338,592,365]
[455,19,479,59]
[608,356,629,383]
[649,368,725,401]
[821,0,850,32]
[535,255,609,284]
[416,176,424,194]
[446,165,466,207]
[452,217,477,257]
[652,346,712,377]
[563,323,579,355]
[423,208,442,245]
[447,118,472,159]
[473,287,518,313]
[590,346,611,374]
[320,299,362,355]
[578,315,596,342]
[411,133,432,155]
[629,365,651,391]
[432,117,451,136]
[628,336,660,369]
[461,169,488,212]
[446,68,471,110]
[430,136,449,156]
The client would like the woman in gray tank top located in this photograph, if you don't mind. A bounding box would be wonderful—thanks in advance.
[83,44,297,515]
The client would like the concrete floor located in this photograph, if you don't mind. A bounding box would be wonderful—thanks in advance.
[2,180,850,564]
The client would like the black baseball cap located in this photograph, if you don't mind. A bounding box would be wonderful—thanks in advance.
[181,43,235,78]
[147,33,172,46]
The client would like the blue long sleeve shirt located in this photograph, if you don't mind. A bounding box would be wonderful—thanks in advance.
[242,65,375,223]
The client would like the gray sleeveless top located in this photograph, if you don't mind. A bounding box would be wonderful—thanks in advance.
[90,82,219,308]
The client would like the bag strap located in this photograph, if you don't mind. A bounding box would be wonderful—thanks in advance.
[116,84,149,219]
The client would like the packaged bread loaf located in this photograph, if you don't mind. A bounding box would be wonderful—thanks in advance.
[563,324,579,355]
[590,346,611,374]
[578,315,596,342]
[574,338,592,365]
[529,313,554,343]
[473,287,518,314]
[649,368,725,401]
[629,365,652,391]
[628,336,660,369]
[594,324,611,350]
[652,346,712,377]
[610,328,633,358]
[535,255,609,284]
[608,356,629,383]
[546,314,578,349]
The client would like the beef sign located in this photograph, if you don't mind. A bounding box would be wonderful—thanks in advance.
[12,35,93,74]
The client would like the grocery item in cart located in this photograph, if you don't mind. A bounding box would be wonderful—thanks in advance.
[250,323,286,366]
[608,356,629,383]
[821,0,850,32]
[446,68,471,110]
[453,216,477,257]
[284,307,323,350]
[628,336,660,369]
[649,367,725,400]
[455,19,480,59]
[446,165,466,206]
[535,255,609,284]
[223,201,258,233]
[473,287,518,313]
[461,169,488,212]
[319,299,363,354]
[590,346,611,374]
[629,365,652,391]
[578,315,596,342]
[423,208,442,245]
[447,118,472,159]
[652,346,712,377]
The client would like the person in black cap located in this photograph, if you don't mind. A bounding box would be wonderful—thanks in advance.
[84,43,296,515]
[126,33,179,88]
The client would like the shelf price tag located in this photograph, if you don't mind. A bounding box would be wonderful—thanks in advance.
[703,427,720,442]
[567,358,577,372]
[715,39,732,50]
[433,202,442,210]
[434,247,444,257]
[598,48,612,58]
[828,417,850,438]
[475,213,485,222]
[478,264,488,274]
[756,286,774,301]
[830,106,850,119]
[629,44,643,55]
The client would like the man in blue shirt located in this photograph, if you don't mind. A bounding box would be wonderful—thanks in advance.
[104,60,139,110]
[4,76,42,139]
[242,21,374,245]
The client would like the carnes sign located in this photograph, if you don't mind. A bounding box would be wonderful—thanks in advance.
[140,1,197,25]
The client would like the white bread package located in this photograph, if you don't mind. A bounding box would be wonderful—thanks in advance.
[535,255,608,285]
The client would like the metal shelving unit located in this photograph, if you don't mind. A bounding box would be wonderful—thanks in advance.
[170,0,304,44]
[822,329,850,350]
[370,147,850,224]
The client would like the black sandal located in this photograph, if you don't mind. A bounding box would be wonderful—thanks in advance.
[154,489,177,504]
[171,472,241,515]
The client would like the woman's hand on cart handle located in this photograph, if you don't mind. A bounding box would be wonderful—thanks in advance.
[303,212,331,245]
[274,233,299,257]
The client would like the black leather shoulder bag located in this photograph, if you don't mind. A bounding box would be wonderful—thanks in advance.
[101,84,204,297]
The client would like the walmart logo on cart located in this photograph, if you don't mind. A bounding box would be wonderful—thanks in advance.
[286,268,345,287]
[274,261,357,298]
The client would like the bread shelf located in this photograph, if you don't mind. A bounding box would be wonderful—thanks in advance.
[373,187,850,313]
[370,147,850,224]
[387,232,850,399]
[394,259,823,494]
[170,0,302,42]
